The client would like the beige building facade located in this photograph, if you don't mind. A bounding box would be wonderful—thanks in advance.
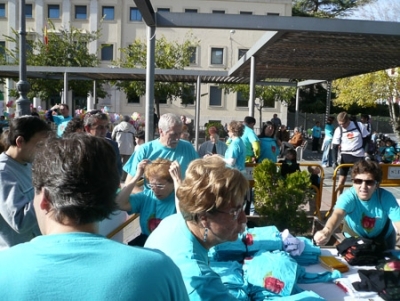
[0,0,291,129]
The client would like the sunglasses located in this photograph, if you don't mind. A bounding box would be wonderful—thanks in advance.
[352,179,376,186]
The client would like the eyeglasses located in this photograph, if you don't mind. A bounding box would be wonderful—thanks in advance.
[352,179,376,186]
[144,182,167,190]
[213,203,246,220]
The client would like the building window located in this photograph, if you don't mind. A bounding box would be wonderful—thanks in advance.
[185,9,197,13]
[48,5,60,19]
[26,4,33,18]
[189,46,197,65]
[267,13,280,16]
[157,8,170,12]
[127,91,140,104]
[0,41,5,57]
[238,49,248,60]
[102,6,114,20]
[209,86,222,106]
[75,6,87,19]
[236,92,248,107]
[26,39,34,54]
[101,44,113,61]
[182,85,195,105]
[0,4,5,18]
[240,11,252,15]
[130,8,142,21]
[212,10,225,14]
[211,47,224,65]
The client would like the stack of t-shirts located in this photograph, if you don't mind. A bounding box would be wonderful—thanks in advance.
[291,236,321,265]
[243,226,283,256]
[243,250,339,300]
[209,237,247,262]
[209,261,249,301]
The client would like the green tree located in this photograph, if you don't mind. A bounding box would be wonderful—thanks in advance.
[333,69,400,137]
[114,33,199,117]
[221,82,297,109]
[292,0,376,18]
[3,23,107,107]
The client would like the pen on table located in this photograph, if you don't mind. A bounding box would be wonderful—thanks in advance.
[334,280,349,294]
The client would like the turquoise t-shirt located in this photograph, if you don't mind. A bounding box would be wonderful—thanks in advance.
[145,214,238,301]
[225,137,246,171]
[312,125,321,138]
[335,187,400,239]
[53,115,72,137]
[324,124,335,140]
[0,232,189,301]
[258,137,279,163]
[241,125,260,158]
[123,139,199,179]
[129,189,176,235]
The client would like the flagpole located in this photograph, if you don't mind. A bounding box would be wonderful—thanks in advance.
[16,0,31,116]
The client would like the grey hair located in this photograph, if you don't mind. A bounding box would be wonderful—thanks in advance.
[158,113,182,132]
[84,111,109,127]
[122,115,131,123]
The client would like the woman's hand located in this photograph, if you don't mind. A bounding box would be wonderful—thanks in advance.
[169,161,181,188]
[135,159,149,180]
[169,161,182,213]
[313,228,331,246]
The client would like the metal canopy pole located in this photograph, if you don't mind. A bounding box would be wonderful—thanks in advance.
[325,81,332,121]
[145,25,155,142]
[134,0,156,142]
[248,56,256,117]
[194,76,201,150]
[16,0,31,116]
[64,72,69,107]
[295,86,300,128]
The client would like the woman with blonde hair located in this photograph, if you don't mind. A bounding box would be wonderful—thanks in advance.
[116,158,181,246]
[145,156,248,300]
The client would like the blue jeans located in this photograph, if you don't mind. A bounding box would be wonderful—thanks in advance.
[321,138,332,166]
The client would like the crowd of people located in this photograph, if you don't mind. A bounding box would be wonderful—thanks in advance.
[0,107,399,300]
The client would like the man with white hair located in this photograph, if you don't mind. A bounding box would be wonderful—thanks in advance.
[123,113,199,183]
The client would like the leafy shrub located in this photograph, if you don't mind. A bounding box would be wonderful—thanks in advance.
[253,159,314,234]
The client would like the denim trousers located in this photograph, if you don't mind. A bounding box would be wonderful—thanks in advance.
[321,138,332,166]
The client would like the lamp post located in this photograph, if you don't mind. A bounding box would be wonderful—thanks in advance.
[255,98,264,134]
[15,0,31,116]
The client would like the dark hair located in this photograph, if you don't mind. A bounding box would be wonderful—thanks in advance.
[62,117,84,137]
[285,148,298,163]
[351,159,382,183]
[258,121,276,138]
[361,114,370,121]
[135,130,145,140]
[244,116,256,125]
[60,104,69,110]
[8,116,50,146]
[32,133,119,225]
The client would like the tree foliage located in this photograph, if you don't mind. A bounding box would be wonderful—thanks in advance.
[220,82,297,109]
[333,69,400,135]
[114,33,200,117]
[3,22,106,104]
[292,0,376,18]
